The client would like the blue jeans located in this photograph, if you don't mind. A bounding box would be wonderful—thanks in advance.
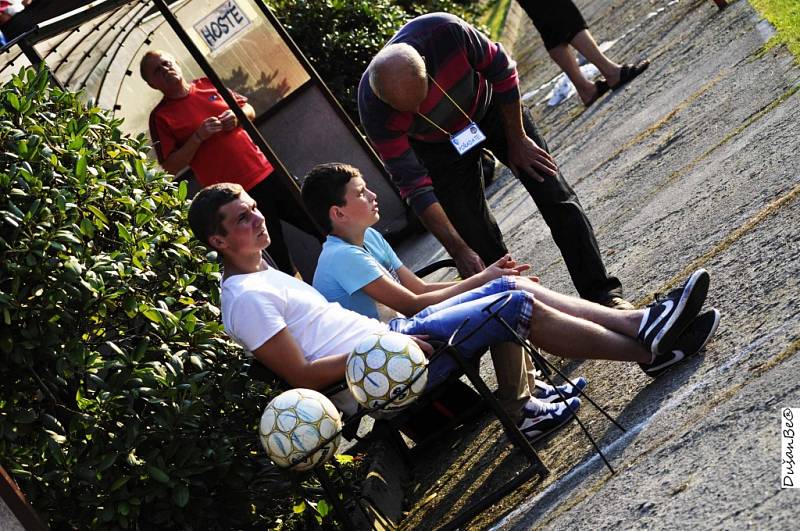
[388,277,534,389]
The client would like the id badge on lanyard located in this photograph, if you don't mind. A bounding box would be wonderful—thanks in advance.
[450,122,486,155]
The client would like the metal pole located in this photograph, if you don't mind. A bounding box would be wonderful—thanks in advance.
[17,35,65,90]
[151,0,324,240]
[251,0,404,203]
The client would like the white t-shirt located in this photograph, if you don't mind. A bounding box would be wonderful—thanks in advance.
[221,266,388,361]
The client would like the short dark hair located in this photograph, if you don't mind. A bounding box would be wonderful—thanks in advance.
[301,163,361,233]
[188,182,244,247]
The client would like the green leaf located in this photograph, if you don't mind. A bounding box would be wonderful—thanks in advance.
[109,475,131,492]
[75,154,88,178]
[79,218,95,237]
[55,230,82,245]
[172,484,189,508]
[87,205,109,224]
[10,469,31,478]
[0,332,12,354]
[134,159,147,180]
[317,499,330,518]
[41,414,64,434]
[142,309,161,323]
[293,501,306,514]
[147,465,170,484]
[178,180,188,202]
[7,92,20,111]
[45,430,67,444]
[96,452,118,472]
[117,223,132,244]
[135,211,153,226]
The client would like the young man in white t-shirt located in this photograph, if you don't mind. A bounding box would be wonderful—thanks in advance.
[188,182,720,443]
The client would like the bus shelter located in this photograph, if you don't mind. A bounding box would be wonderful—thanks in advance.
[0,0,412,279]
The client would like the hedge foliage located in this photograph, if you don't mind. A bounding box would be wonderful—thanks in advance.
[270,0,486,122]
[0,66,325,529]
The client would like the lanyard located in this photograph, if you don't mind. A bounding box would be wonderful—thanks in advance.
[416,75,472,135]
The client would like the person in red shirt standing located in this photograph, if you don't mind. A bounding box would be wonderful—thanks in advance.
[141,50,316,276]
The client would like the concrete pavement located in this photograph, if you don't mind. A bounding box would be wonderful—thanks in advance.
[396,0,800,528]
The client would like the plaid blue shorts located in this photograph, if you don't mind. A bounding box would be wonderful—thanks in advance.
[388,277,534,389]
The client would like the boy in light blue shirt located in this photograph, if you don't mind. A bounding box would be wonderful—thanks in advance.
[303,163,528,320]
[313,226,403,320]
[301,163,593,439]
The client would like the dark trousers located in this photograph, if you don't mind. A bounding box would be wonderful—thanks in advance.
[247,175,319,275]
[410,100,622,302]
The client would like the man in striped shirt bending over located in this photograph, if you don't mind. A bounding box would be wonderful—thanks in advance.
[358,13,632,310]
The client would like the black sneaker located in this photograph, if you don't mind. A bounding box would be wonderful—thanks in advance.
[638,269,710,356]
[516,397,581,443]
[640,308,721,377]
[533,377,588,403]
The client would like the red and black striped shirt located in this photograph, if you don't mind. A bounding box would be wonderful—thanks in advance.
[358,13,519,215]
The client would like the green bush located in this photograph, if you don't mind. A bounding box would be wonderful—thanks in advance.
[270,0,486,123]
[0,66,317,529]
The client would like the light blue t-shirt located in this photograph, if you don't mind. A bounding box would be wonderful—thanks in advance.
[313,228,403,320]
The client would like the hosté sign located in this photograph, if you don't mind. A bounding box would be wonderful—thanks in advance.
[194,1,251,53]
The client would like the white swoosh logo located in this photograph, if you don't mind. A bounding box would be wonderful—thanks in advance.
[650,350,685,371]
[644,299,674,339]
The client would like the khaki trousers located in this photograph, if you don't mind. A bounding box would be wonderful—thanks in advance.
[491,342,539,421]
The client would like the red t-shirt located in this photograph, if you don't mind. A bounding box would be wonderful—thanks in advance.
[149,78,273,190]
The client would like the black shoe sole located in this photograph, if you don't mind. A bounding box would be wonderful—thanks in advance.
[642,308,720,377]
[525,411,578,444]
[521,400,581,444]
[651,269,710,356]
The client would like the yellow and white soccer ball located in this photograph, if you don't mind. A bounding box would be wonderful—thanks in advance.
[346,331,428,410]
[259,388,342,471]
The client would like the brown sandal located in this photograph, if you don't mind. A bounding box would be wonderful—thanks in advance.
[611,60,650,90]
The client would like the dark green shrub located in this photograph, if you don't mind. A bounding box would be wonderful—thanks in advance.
[270,0,407,123]
[0,66,313,529]
[270,0,486,123]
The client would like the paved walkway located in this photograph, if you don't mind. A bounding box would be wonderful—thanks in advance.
[397,0,800,528]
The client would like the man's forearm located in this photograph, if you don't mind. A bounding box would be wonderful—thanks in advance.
[303,354,348,390]
[161,133,203,175]
[498,98,526,142]
[418,202,471,256]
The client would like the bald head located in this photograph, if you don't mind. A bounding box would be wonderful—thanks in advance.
[140,50,187,96]
[368,43,428,113]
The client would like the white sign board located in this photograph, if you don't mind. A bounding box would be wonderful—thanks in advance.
[193,1,251,53]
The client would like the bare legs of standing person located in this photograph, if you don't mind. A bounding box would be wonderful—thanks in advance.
[548,29,622,106]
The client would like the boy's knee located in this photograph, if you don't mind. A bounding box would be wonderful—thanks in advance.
[529,298,561,335]
[493,289,535,338]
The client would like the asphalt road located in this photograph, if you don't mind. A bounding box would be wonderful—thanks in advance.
[396,0,800,529]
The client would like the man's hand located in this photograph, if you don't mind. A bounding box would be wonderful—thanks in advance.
[417,203,487,278]
[218,110,238,131]
[196,116,223,141]
[506,134,558,182]
[453,246,485,278]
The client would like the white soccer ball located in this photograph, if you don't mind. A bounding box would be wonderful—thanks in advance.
[346,331,428,410]
[259,388,343,471]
